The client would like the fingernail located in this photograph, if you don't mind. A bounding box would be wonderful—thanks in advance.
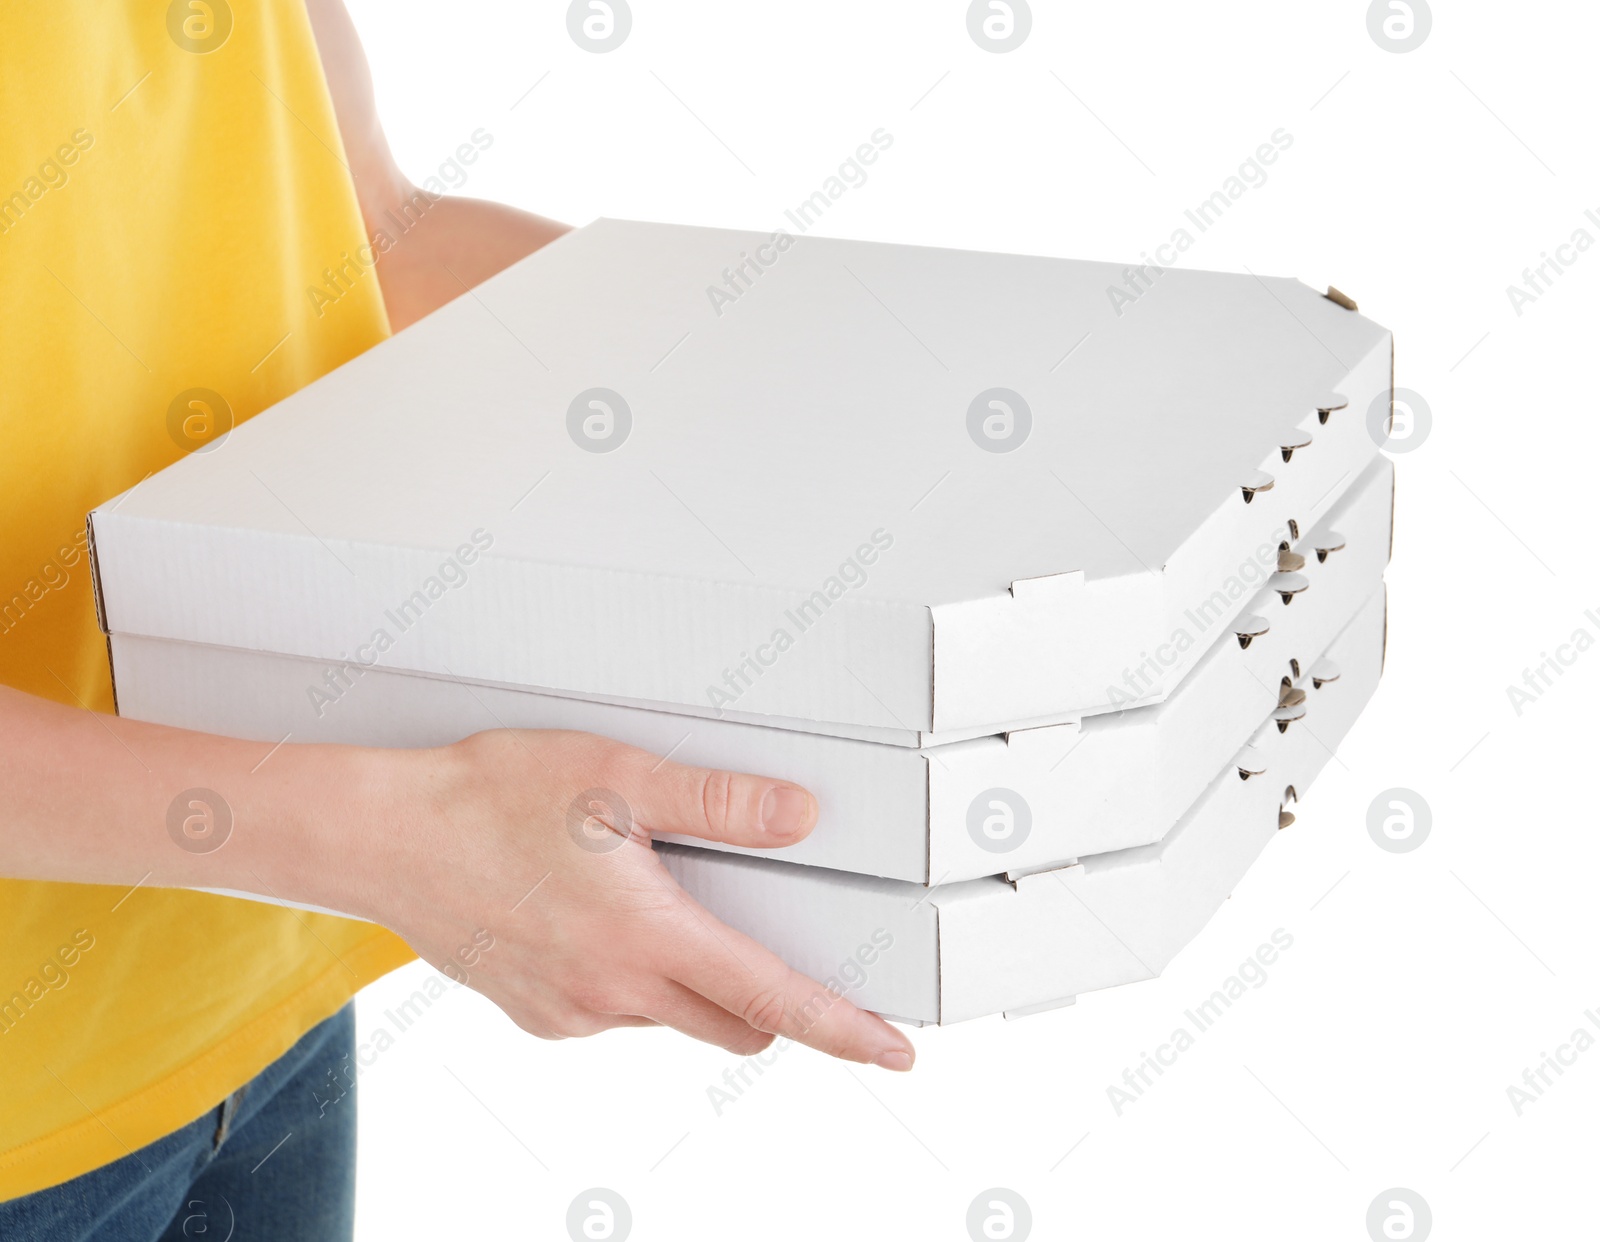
[761,786,812,837]
[873,1049,914,1072]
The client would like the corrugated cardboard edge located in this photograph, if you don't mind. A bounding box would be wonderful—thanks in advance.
[922,758,933,886]
[1388,335,1397,563]
[86,511,121,715]
[85,510,109,637]
[104,634,120,717]
[1389,452,1397,566]
[1381,584,1389,676]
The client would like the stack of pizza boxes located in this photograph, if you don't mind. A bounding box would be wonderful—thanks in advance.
[91,220,1394,1025]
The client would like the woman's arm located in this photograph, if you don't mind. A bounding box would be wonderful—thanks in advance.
[0,682,915,1068]
[305,0,571,330]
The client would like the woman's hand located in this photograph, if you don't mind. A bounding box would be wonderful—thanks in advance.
[344,730,917,1069]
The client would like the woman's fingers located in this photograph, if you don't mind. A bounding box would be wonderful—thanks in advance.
[631,980,778,1057]
[659,900,914,1071]
[564,735,819,849]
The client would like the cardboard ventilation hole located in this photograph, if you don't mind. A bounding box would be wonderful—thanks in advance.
[87,218,1395,741]
[1279,431,1313,463]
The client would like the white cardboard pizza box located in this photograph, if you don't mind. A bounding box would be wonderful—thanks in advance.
[88,218,1392,742]
[657,585,1387,1025]
[106,458,1391,885]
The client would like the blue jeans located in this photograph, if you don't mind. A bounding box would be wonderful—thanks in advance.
[1,1004,358,1241]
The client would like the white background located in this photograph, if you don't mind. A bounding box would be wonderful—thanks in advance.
[341,1,1597,1238]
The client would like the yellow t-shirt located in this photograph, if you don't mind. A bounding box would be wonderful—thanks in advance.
[0,1,416,1199]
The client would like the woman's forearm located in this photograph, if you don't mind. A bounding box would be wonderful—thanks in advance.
[372,194,571,331]
[305,0,569,334]
[0,684,382,911]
